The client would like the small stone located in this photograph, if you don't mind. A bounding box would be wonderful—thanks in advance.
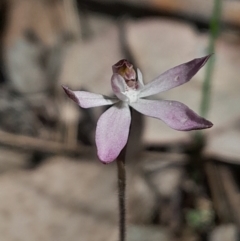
[127,171,156,224]
[204,121,240,164]
[0,89,39,135]
[143,152,187,197]
[128,225,171,241]
[3,0,80,95]
[0,147,30,173]
[59,24,123,95]
[209,224,239,241]
[0,156,118,241]
[142,152,187,230]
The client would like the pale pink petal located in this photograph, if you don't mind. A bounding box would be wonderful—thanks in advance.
[62,86,118,108]
[139,55,211,98]
[131,99,213,131]
[111,74,128,101]
[96,103,131,163]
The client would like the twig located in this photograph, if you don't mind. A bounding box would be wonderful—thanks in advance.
[205,162,231,222]
[219,165,240,227]
[0,129,91,155]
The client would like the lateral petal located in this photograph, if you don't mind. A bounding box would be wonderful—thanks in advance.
[62,86,118,108]
[96,103,131,163]
[131,99,213,131]
[139,55,211,98]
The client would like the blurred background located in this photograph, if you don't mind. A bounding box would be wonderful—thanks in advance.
[0,0,240,240]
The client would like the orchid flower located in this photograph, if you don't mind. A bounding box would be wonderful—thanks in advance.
[63,56,213,164]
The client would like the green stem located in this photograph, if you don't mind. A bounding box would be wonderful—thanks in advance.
[117,146,127,241]
[200,0,222,118]
[195,0,222,146]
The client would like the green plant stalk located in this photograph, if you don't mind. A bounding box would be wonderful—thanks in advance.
[195,0,222,146]
[200,0,222,118]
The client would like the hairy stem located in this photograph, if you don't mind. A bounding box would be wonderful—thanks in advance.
[117,146,127,241]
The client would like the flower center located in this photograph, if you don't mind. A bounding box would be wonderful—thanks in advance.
[123,89,139,103]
